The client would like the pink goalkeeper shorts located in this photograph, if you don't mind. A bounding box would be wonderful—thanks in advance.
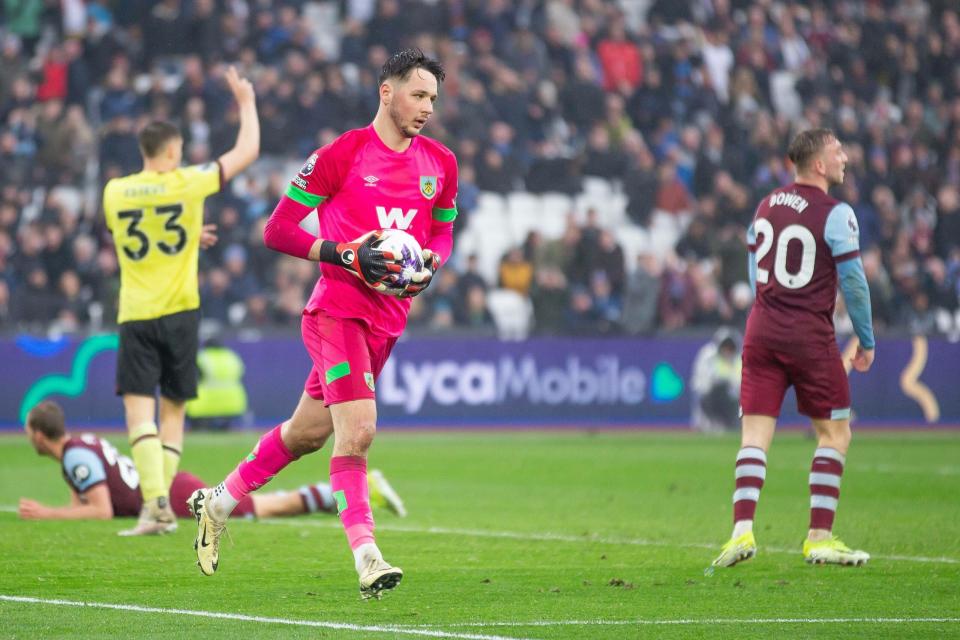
[301,309,398,406]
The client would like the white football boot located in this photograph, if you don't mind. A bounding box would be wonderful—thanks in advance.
[187,488,227,575]
[118,496,178,536]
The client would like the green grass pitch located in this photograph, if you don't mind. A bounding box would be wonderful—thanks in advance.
[1,429,958,639]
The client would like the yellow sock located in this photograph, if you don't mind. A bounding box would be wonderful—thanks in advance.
[129,422,165,501]
[162,442,182,490]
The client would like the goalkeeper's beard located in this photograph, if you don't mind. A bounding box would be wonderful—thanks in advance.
[389,102,420,139]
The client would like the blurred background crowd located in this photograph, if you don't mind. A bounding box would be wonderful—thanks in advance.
[0,0,958,339]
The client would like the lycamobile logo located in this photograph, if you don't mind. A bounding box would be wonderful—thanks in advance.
[378,356,684,414]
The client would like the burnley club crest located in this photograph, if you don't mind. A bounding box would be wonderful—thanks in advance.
[420,176,437,199]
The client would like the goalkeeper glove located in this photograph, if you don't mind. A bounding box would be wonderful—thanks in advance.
[319,230,402,293]
[398,249,439,298]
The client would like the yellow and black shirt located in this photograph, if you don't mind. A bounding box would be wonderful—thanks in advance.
[103,163,221,323]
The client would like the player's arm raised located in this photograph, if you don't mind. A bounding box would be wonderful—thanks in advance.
[18,485,114,520]
[217,66,260,182]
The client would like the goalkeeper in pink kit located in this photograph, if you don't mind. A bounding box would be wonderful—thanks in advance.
[188,49,457,599]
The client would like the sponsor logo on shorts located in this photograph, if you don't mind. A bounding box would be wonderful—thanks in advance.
[364,372,375,392]
[364,175,379,187]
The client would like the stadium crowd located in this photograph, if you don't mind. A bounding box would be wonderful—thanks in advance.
[0,0,958,339]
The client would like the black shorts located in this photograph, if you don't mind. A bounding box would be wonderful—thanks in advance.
[116,309,200,401]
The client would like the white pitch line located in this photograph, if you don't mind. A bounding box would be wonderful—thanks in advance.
[256,519,960,565]
[0,506,16,513]
[5,595,954,635]
[412,617,960,628]
[0,595,533,640]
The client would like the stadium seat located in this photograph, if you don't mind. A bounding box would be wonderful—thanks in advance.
[770,70,802,120]
[616,225,652,272]
[486,288,534,340]
[507,191,541,241]
[302,3,341,59]
[582,176,614,199]
[538,192,573,237]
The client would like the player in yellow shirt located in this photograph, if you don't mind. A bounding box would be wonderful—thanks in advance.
[103,66,260,535]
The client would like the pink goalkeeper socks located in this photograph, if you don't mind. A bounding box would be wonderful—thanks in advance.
[330,455,375,550]
[224,425,298,501]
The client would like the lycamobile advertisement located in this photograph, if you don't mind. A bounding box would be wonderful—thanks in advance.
[378,341,684,420]
[2,336,957,427]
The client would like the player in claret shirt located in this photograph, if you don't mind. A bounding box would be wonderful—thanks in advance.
[19,401,407,523]
[188,48,457,600]
[712,129,875,569]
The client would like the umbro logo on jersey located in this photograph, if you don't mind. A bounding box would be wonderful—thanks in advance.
[364,176,379,187]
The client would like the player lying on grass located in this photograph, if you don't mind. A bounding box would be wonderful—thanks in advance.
[18,401,406,521]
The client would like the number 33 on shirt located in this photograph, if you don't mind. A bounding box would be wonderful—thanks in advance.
[103,162,221,323]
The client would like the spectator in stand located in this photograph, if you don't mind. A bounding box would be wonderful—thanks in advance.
[597,17,642,93]
[460,285,496,333]
[0,0,957,339]
[530,266,568,336]
[624,144,658,226]
[582,124,627,180]
[622,253,662,336]
[589,230,626,299]
[935,185,960,259]
[659,256,696,331]
[14,266,59,328]
[498,247,533,297]
[675,216,715,265]
[655,160,692,216]
[458,254,487,295]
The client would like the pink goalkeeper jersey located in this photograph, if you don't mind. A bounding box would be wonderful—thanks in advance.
[285,125,458,337]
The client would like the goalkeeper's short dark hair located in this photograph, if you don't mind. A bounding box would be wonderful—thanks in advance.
[379,48,445,86]
[27,400,66,439]
[138,120,182,158]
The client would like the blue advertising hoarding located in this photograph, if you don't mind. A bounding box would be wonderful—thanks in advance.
[2,334,957,429]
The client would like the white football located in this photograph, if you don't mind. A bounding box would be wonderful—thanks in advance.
[372,229,425,295]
